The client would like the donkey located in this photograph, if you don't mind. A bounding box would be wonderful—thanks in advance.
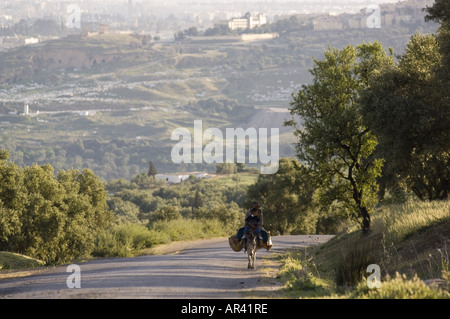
[244,228,261,269]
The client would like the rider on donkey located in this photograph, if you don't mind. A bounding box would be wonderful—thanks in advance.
[235,201,269,245]
[243,207,263,240]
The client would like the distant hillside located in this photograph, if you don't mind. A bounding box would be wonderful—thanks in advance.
[247,108,302,133]
[0,19,439,180]
[0,34,174,84]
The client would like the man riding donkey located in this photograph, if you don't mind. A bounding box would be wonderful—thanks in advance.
[231,201,271,251]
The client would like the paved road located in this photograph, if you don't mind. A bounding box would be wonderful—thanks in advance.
[0,235,333,299]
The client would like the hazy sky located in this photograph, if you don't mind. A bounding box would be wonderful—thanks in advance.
[61,0,404,5]
[142,0,404,3]
[1,0,414,22]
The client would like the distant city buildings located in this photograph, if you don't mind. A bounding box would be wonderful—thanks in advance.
[156,172,213,184]
[215,13,267,30]
[0,0,437,50]
[312,0,434,31]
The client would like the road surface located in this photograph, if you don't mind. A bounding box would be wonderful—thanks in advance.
[0,235,333,299]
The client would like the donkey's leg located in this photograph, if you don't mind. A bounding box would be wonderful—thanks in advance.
[248,250,255,269]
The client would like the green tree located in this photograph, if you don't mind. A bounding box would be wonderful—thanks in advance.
[0,152,25,252]
[286,43,392,233]
[148,205,181,225]
[75,169,112,229]
[193,201,241,232]
[0,152,26,213]
[20,164,66,262]
[57,169,113,262]
[107,197,141,224]
[191,189,204,212]
[360,34,449,200]
[0,158,27,251]
[425,0,450,76]
[0,205,21,249]
[0,149,10,160]
[245,158,317,235]
[216,163,237,174]
[148,160,158,177]
[0,152,113,264]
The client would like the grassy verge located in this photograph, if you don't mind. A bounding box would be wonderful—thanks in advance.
[276,250,336,298]
[0,252,46,280]
[0,252,45,270]
[91,218,229,258]
[276,198,450,298]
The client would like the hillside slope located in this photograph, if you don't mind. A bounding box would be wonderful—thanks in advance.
[314,199,449,293]
[0,21,438,180]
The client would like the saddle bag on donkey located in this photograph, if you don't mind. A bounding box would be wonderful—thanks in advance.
[259,231,273,251]
[228,235,243,252]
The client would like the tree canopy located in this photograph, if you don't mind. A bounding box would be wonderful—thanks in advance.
[0,152,112,264]
[360,34,449,201]
[286,42,392,232]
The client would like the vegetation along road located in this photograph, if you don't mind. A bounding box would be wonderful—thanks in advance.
[0,235,333,299]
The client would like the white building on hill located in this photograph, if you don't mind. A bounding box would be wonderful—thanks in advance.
[156,172,213,184]
[216,13,267,30]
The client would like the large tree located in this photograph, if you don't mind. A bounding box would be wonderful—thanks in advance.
[0,151,113,264]
[425,0,450,76]
[0,151,26,252]
[360,34,449,200]
[286,43,393,233]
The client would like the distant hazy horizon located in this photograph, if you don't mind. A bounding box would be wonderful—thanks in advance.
[1,0,431,28]
[1,0,415,17]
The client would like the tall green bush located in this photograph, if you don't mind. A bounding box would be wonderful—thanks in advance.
[0,152,113,264]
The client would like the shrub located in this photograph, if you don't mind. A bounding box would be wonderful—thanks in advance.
[92,218,228,258]
[278,251,332,297]
[148,205,182,225]
[92,224,170,258]
[352,273,450,299]
[152,218,226,242]
[334,240,378,287]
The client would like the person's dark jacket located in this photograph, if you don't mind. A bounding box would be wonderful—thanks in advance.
[245,214,261,228]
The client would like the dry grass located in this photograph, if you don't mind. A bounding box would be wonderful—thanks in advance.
[372,199,450,244]
[280,198,450,298]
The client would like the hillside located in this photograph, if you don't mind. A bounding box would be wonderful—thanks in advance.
[0,20,438,180]
[276,199,450,298]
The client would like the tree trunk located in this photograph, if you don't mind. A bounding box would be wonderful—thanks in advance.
[348,164,371,234]
[359,206,371,234]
